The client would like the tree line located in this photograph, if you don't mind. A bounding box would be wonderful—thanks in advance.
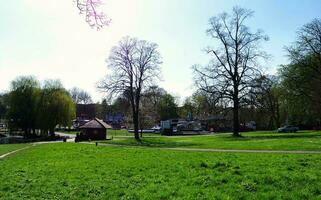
[1,6,320,140]
[0,77,75,138]
[99,7,321,139]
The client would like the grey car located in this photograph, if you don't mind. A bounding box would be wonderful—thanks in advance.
[277,125,299,133]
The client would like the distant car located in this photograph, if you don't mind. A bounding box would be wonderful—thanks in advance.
[151,125,161,132]
[277,125,299,133]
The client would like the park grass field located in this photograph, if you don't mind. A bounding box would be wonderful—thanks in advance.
[102,130,321,151]
[1,142,321,199]
[59,129,158,137]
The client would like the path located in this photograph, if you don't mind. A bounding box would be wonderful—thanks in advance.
[0,145,33,159]
[55,132,76,142]
[0,141,63,159]
[110,132,231,138]
[93,142,321,154]
[2,138,321,160]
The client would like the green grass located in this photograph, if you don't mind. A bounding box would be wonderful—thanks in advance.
[107,129,159,137]
[107,129,131,137]
[102,130,321,151]
[59,129,158,137]
[1,143,321,199]
[0,144,31,156]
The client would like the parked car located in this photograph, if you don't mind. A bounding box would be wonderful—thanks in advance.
[277,125,299,133]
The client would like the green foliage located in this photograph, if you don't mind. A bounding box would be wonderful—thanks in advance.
[179,91,220,120]
[1,143,321,199]
[7,76,40,136]
[37,80,75,135]
[178,97,195,120]
[0,93,8,120]
[95,99,108,119]
[158,94,178,120]
[6,76,75,137]
[279,18,321,127]
[279,56,321,127]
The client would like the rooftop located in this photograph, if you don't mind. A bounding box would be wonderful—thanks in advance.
[79,118,112,129]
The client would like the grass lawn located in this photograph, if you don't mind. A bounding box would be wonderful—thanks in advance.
[0,143,31,156]
[1,143,321,199]
[59,129,158,137]
[102,130,321,151]
[107,129,159,137]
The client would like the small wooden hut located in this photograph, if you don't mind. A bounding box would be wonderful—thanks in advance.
[77,118,111,141]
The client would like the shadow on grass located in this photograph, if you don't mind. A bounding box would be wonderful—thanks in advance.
[108,138,201,148]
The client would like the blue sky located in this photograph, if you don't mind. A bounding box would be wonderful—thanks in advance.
[0,0,320,102]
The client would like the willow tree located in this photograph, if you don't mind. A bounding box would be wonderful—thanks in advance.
[98,37,162,140]
[37,80,75,136]
[193,7,268,136]
[7,76,40,137]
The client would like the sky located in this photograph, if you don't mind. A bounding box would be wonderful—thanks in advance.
[0,0,320,102]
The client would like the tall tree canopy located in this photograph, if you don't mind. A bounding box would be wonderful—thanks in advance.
[38,80,75,136]
[193,7,268,136]
[280,18,321,127]
[0,93,8,120]
[7,76,40,137]
[6,77,75,137]
[98,37,162,140]
[158,94,179,121]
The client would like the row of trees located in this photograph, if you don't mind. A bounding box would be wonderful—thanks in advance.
[191,9,321,134]
[99,7,321,139]
[2,6,318,139]
[96,85,179,131]
[99,7,269,138]
[279,18,321,128]
[0,77,75,138]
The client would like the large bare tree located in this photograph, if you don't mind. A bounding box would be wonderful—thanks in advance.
[193,7,268,136]
[98,37,162,140]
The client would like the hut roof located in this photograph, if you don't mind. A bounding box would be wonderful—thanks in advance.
[79,118,112,129]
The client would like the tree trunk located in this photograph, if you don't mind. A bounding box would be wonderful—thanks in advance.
[233,98,240,137]
[275,101,280,128]
[133,112,140,140]
[49,127,55,138]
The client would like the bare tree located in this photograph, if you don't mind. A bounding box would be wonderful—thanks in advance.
[70,87,93,104]
[248,75,281,129]
[98,37,162,140]
[287,18,321,64]
[286,18,321,91]
[193,7,268,136]
[76,0,111,30]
